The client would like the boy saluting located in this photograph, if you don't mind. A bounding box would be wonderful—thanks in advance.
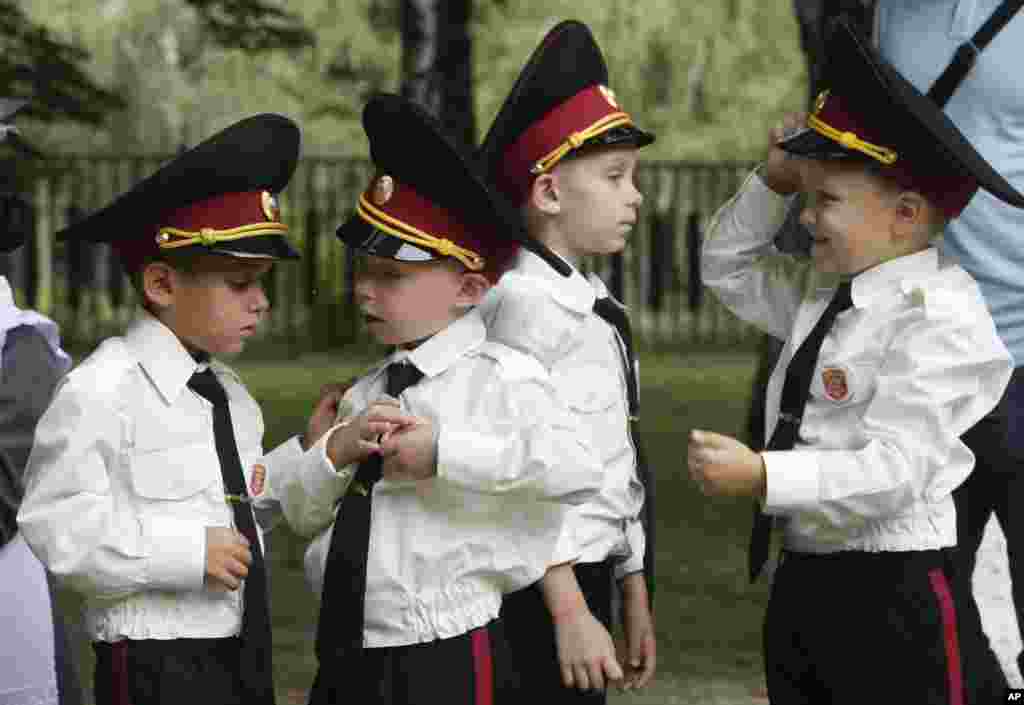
[690,18,1020,704]
[18,115,360,705]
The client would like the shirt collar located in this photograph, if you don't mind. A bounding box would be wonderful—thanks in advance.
[366,308,488,387]
[848,247,940,309]
[124,311,205,405]
[516,249,596,314]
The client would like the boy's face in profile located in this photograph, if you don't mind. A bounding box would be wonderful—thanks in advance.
[798,160,907,276]
[353,254,484,347]
[543,144,643,259]
[145,255,273,356]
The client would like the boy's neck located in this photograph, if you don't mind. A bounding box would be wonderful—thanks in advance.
[394,308,471,350]
[529,222,583,271]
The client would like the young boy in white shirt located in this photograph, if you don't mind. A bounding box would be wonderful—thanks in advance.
[17,114,366,705]
[689,19,1021,704]
[476,19,657,700]
[300,93,602,705]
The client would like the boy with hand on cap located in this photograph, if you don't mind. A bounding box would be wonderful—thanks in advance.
[301,93,602,705]
[477,19,657,700]
[689,18,1019,704]
[17,114,369,705]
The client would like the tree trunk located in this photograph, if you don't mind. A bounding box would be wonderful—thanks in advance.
[400,0,476,148]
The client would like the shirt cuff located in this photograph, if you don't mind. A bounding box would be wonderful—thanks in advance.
[145,516,206,591]
[762,449,821,514]
[308,425,355,490]
[615,520,646,579]
[743,169,794,233]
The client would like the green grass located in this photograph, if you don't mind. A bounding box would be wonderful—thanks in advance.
[56,350,769,705]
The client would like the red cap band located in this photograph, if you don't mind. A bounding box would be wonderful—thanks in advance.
[114,190,282,271]
[498,84,633,205]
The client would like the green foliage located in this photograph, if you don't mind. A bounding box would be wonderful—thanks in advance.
[18,0,806,161]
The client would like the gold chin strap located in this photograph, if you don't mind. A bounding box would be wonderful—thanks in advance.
[530,112,635,175]
[156,221,289,250]
[356,193,486,271]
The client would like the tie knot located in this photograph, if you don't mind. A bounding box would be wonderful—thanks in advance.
[188,368,227,406]
[832,281,853,313]
[385,361,424,398]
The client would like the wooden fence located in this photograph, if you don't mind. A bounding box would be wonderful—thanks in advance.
[0,154,763,351]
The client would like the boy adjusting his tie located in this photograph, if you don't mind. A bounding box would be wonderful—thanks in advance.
[301,94,602,705]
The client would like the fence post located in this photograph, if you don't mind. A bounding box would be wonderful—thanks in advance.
[686,211,703,313]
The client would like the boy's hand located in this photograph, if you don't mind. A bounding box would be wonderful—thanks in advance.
[688,429,766,498]
[379,418,436,481]
[762,112,807,196]
[325,399,419,470]
[204,527,251,592]
[619,573,656,690]
[302,379,357,451]
[541,563,624,692]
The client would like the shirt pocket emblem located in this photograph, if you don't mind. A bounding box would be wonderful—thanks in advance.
[821,365,850,403]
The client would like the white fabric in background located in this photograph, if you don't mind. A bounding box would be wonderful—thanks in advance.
[0,535,58,705]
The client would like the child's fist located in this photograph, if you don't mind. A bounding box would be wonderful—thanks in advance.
[762,112,807,196]
[687,429,766,498]
[380,418,436,482]
[204,527,251,592]
[325,398,419,470]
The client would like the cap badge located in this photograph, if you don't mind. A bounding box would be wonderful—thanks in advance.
[372,175,395,205]
[822,366,850,402]
[813,89,829,116]
[598,85,619,109]
[261,191,281,222]
[250,463,266,497]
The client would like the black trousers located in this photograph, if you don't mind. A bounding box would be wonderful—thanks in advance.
[309,619,516,705]
[93,637,245,705]
[499,561,614,704]
[954,367,1024,703]
[764,549,966,705]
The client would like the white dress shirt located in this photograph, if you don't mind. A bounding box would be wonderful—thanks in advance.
[301,309,602,648]
[17,312,339,642]
[702,170,1013,553]
[478,250,647,577]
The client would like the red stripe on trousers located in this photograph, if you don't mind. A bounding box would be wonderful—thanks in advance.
[111,641,132,705]
[471,627,494,705]
[928,568,964,705]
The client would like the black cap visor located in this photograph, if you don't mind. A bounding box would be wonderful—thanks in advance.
[172,233,300,261]
[337,216,440,264]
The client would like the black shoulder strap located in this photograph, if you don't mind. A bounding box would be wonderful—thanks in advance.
[928,0,1024,107]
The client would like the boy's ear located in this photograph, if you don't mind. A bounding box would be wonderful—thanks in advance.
[528,172,561,215]
[455,272,491,307]
[891,191,930,242]
[142,261,178,309]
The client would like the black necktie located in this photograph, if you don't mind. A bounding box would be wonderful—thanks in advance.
[748,281,853,582]
[187,368,275,705]
[592,297,655,602]
[315,360,424,658]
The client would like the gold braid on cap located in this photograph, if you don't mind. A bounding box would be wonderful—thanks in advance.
[807,89,898,165]
[156,221,289,250]
[530,112,634,175]
[356,193,486,271]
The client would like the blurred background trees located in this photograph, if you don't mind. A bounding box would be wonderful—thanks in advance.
[5,0,815,161]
